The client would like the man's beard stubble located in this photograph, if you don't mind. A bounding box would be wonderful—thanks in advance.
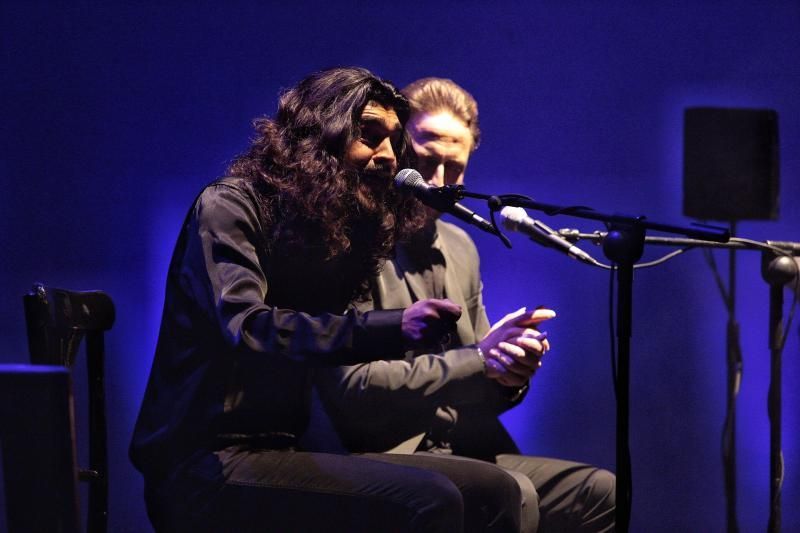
[351,161,404,227]
[351,165,427,248]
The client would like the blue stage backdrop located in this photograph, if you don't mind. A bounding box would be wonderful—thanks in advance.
[2,2,798,531]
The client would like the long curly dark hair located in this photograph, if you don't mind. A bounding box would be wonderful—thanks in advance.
[227,67,425,304]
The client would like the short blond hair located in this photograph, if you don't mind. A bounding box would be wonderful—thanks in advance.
[402,77,480,150]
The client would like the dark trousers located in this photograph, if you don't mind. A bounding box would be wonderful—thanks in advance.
[495,454,616,533]
[379,452,616,533]
[146,447,523,532]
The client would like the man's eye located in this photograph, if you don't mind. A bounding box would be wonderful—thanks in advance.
[446,164,465,176]
[361,133,382,147]
[390,135,403,151]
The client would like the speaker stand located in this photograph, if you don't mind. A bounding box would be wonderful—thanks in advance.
[723,221,742,533]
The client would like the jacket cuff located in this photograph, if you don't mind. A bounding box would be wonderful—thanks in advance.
[353,309,405,361]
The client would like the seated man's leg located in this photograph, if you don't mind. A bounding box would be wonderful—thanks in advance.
[496,454,616,533]
[147,447,464,533]
[362,451,524,533]
[498,467,540,533]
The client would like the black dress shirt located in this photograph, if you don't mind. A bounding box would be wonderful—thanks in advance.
[130,177,405,483]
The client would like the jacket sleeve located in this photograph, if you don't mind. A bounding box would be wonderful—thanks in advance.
[474,280,531,414]
[458,232,530,413]
[180,182,405,365]
[315,345,489,411]
[309,345,493,452]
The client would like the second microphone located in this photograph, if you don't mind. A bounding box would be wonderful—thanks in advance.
[394,168,499,236]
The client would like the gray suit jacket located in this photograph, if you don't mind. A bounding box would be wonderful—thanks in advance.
[306,220,525,457]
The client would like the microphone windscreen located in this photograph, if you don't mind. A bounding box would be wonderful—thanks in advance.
[394,168,426,191]
[499,206,526,230]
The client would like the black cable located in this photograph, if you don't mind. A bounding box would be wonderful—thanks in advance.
[487,195,513,249]
[609,263,618,397]
[703,248,733,310]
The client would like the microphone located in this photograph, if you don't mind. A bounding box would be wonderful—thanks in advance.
[394,169,498,235]
[499,206,599,266]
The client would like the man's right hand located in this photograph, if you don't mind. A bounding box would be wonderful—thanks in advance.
[478,307,556,387]
[401,298,462,349]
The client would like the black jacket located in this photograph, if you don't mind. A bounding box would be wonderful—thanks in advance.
[130,177,404,482]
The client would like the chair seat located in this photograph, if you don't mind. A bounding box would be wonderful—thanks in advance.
[0,364,81,533]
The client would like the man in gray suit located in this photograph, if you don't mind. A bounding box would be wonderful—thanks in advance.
[310,78,615,532]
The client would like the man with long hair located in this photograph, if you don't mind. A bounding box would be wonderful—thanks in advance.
[310,78,616,532]
[130,67,544,532]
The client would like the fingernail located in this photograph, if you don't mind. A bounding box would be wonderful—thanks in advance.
[535,331,548,341]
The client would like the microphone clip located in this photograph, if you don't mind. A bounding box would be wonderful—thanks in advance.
[433,184,465,204]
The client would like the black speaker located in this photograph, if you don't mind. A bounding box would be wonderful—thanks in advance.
[683,107,779,221]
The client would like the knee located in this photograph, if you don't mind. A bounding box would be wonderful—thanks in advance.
[462,463,523,532]
[562,468,616,533]
[584,468,616,509]
[409,472,464,532]
[470,462,522,505]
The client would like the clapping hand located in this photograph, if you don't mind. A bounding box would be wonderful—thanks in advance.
[401,298,462,349]
[478,307,555,387]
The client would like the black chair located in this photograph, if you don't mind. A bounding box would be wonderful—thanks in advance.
[23,284,115,533]
[0,364,81,533]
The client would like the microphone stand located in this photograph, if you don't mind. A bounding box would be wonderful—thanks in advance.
[562,231,800,533]
[442,184,798,531]
[456,186,729,533]
[478,189,729,532]
[761,250,800,533]
[600,222,644,533]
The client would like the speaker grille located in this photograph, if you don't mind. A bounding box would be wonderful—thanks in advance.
[683,107,779,221]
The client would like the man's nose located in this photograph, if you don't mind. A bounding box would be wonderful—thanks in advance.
[428,163,445,187]
[373,137,397,169]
